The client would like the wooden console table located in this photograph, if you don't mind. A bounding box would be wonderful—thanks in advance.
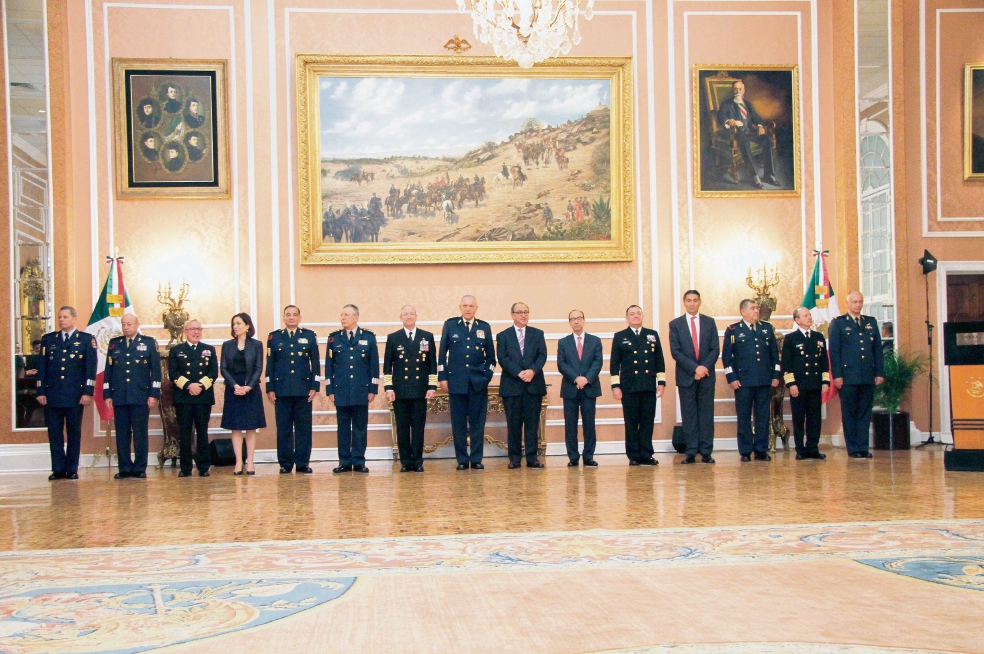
[387,385,549,460]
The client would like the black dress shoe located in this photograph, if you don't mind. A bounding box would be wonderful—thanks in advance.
[333,465,353,474]
[528,460,544,469]
[471,462,484,470]
[508,462,522,469]
[400,465,411,473]
[133,471,147,479]
[810,452,827,460]
[752,176,764,189]
[280,467,292,474]
[114,472,129,479]
[702,456,715,464]
[763,175,781,187]
[567,460,579,467]
[199,470,210,477]
[414,464,425,472]
[48,472,62,481]
[353,465,369,474]
[178,470,192,477]
[583,459,598,467]
[639,458,659,466]
[629,460,641,466]
[456,464,469,471]
[681,455,696,465]
[65,473,79,480]
[297,466,314,474]
[740,455,751,462]
[850,451,874,459]
[754,452,772,462]
[795,453,806,461]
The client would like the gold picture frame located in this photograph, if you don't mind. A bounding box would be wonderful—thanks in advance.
[964,63,984,180]
[693,65,800,197]
[296,55,633,265]
[112,58,230,199]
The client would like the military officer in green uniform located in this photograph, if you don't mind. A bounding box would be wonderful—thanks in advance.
[781,307,829,460]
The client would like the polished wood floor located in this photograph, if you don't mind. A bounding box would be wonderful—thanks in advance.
[1,447,980,551]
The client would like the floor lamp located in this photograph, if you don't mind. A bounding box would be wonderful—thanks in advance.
[916,249,939,447]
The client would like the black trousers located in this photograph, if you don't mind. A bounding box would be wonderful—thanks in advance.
[504,393,541,463]
[790,388,822,455]
[115,404,149,475]
[175,403,212,472]
[563,393,596,462]
[840,384,874,454]
[336,404,369,467]
[621,390,656,462]
[449,391,487,465]
[734,385,771,455]
[735,130,776,178]
[46,405,84,475]
[393,397,427,467]
[679,377,716,457]
[275,396,313,470]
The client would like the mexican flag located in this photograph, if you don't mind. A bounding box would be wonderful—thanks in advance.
[801,250,839,403]
[85,256,134,420]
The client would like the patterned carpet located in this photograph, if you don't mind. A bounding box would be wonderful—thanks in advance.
[1,520,982,653]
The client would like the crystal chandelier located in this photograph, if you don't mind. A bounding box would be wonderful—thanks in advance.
[456,0,596,68]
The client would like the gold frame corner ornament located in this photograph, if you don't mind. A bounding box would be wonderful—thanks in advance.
[443,36,472,54]
[111,58,231,200]
[295,54,634,265]
[964,62,984,181]
[691,64,801,198]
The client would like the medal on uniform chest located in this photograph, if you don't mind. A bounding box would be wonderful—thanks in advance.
[358,339,368,346]
[647,334,656,343]
[298,338,308,344]
[420,339,429,352]
[476,330,485,339]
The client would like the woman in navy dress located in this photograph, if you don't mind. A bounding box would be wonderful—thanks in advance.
[220,313,265,474]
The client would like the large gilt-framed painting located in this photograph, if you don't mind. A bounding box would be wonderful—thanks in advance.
[964,63,984,180]
[693,66,800,197]
[296,55,633,265]
[112,59,229,199]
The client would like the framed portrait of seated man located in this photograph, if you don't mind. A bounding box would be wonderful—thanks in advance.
[964,63,984,180]
[693,66,800,197]
[112,59,229,199]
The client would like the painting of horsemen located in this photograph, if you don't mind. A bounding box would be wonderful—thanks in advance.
[297,56,634,265]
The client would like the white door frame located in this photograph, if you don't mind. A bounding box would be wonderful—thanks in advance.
[935,261,984,442]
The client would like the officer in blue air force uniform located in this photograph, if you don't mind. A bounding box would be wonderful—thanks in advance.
[827,291,885,458]
[326,304,379,474]
[722,298,781,461]
[104,313,161,479]
[438,295,497,470]
[265,305,321,474]
[37,306,98,480]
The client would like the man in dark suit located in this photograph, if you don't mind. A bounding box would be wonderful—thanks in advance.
[717,79,779,188]
[782,307,829,460]
[105,313,161,479]
[722,299,781,461]
[266,305,321,474]
[828,291,885,458]
[326,304,379,474]
[556,309,603,467]
[383,305,437,472]
[668,290,719,464]
[611,305,666,466]
[439,295,497,470]
[168,319,218,477]
[497,302,548,469]
[36,306,98,480]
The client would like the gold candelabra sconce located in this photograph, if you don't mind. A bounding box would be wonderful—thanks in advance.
[157,279,190,346]
[747,262,780,320]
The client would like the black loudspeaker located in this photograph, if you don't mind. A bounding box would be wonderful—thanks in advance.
[209,438,247,466]
[944,449,984,472]
[671,426,687,453]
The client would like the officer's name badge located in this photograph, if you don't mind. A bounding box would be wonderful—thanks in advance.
[476,330,485,338]
[358,339,368,345]
[298,338,308,343]
[647,334,656,342]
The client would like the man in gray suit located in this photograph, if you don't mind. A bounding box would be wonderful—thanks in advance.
[557,309,604,467]
[669,290,720,463]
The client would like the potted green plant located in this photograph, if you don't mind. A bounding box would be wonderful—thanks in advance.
[872,349,927,450]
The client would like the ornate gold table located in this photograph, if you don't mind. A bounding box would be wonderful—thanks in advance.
[387,385,549,460]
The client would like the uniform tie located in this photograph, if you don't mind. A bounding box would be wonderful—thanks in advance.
[289,330,295,339]
[127,338,132,348]
[190,343,196,351]
[518,328,525,355]
[577,335,583,360]
[466,321,472,332]
[751,323,757,333]
[62,332,68,343]
[408,330,414,341]
[690,315,699,359]
[633,328,639,337]
[348,330,354,343]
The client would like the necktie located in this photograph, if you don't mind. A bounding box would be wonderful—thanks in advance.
[752,324,757,333]
[690,315,699,359]
[289,330,294,339]
[577,335,583,360]
[739,102,748,119]
[348,330,354,342]
[634,329,640,337]
[466,321,471,332]
[190,343,196,351]
[409,331,414,341]
[62,333,68,343]
[518,328,525,355]
[127,338,131,348]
